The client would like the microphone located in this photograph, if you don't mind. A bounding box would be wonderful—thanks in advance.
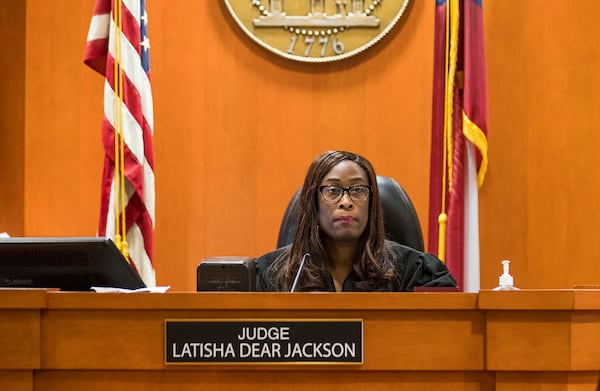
[290,253,310,292]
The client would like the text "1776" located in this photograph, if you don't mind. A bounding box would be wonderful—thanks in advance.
[287,35,345,57]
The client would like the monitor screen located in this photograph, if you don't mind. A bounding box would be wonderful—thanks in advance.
[0,237,146,291]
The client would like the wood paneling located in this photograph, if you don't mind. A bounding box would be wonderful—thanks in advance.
[480,289,600,372]
[2,289,600,390]
[42,292,482,371]
[0,371,32,391]
[495,372,599,391]
[487,310,572,371]
[23,0,104,239]
[0,289,44,370]
[34,370,495,391]
[481,1,600,290]
[0,2,25,236]
[3,1,599,291]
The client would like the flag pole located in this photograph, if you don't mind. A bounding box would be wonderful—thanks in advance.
[112,0,129,261]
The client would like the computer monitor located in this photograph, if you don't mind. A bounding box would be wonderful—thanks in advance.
[0,237,146,291]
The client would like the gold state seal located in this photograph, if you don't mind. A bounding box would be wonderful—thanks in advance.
[223,0,410,62]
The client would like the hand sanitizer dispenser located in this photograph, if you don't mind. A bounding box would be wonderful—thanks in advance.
[493,259,520,291]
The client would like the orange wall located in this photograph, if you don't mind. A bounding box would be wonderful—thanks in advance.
[481,1,600,289]
[0,2,25,236]
[2,0,599,291]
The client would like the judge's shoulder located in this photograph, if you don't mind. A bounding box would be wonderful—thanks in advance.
[255,245,289,269]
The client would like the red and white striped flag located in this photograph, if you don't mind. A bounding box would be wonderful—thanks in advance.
[84,0,155,286]
[428,0,489,292]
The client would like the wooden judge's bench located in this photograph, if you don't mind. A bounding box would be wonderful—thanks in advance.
[1,289,599,390]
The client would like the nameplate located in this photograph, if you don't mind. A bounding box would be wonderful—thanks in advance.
[165,319,363,364]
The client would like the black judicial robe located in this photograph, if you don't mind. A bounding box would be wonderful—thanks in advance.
[255,241,457,292]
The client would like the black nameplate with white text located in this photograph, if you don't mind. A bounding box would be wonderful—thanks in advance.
[165,320,363,364]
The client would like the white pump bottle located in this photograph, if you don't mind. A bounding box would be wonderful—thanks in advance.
[493,260,520,291]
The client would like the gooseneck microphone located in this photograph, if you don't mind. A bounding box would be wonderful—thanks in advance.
[290,253,310,292]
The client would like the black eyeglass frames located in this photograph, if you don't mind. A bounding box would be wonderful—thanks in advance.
[318,185,371,202]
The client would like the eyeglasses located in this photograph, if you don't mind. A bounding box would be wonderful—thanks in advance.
[318,185,371,203]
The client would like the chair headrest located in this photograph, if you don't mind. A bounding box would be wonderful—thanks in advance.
[276,175,424,251]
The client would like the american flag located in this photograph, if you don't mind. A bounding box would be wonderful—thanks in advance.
[84,0,156,286]
[428,0,489,292]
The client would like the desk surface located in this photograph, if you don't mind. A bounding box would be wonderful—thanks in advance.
[45,290,480,309]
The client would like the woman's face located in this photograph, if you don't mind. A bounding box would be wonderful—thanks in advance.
[317,160,370,245]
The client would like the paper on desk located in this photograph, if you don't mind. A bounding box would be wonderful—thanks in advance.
[91,286,171,293]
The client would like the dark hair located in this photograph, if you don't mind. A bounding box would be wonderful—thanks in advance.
[266,150,397,291]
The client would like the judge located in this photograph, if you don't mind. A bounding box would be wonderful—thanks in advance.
[255,150,456,292]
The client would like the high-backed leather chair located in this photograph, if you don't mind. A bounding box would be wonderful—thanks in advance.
[276,175,424,251]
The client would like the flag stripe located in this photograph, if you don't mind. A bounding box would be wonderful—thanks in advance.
[103,63,154,170]
[87,14,111,41]
[84,0,111,74]
[446,88,465,288]
[463,143,480,292]
[463,0,488,185]
[106,16,154,127]
[100,118,153,212]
